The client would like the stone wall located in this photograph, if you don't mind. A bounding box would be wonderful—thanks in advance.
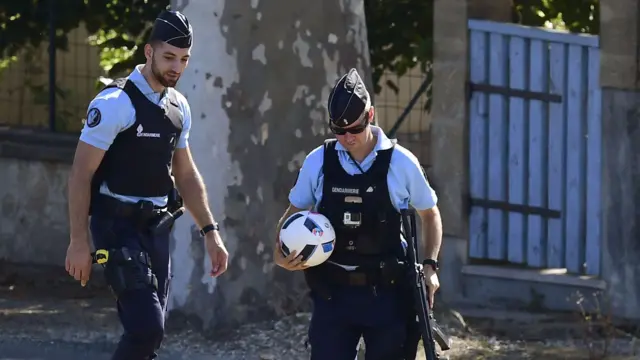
[0,131,76,266]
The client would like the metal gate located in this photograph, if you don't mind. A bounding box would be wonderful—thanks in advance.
[467,20,602,276]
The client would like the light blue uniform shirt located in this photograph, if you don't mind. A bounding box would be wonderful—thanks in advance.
[79,64,192,207]
[289,125,438,212]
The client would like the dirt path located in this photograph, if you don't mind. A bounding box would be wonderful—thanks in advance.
[0,261,638,359]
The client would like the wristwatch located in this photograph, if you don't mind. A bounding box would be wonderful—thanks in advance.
[422,259,439,272]
[199,223,220,236]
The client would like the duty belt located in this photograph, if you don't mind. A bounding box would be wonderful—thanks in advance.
[92,195,185,237]
[320,258,405,287]
[93,195,166,222]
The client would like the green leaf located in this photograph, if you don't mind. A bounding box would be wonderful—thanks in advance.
[0,0,599,108]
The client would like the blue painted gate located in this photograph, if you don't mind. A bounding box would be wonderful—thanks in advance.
[467,20,602,276]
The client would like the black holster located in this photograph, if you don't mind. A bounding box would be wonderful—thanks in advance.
[167,187,183,213]
[149,187,184,234]
[102,247,158,299]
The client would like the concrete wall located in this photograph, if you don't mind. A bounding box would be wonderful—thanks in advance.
[0,158,70,264]
[599,0,640,320]
[0,131,76,266]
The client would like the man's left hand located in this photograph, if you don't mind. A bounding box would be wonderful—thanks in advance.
[205,231,229,277]
[425,268,440,309]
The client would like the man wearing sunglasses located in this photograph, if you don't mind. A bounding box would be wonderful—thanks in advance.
[274,68,443,359]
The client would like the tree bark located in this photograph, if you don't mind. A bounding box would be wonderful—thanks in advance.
[167,0,372,330]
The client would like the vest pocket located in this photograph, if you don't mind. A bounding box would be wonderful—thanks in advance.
[351,234,386,255]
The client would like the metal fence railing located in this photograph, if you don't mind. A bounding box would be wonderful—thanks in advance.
[0,2,105,133]
[374,67,432,166]
[0,3,430,140]
[48,0,56,132]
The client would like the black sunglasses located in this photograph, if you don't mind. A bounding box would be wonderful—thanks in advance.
[329,113,369,135]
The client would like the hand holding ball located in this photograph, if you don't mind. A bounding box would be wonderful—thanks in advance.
[278,211,336,268]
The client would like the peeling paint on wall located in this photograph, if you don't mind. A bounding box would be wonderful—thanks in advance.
[252,44,267,65]
[293,34,314,68]
[167,0,371,330]
[168,0,239,322]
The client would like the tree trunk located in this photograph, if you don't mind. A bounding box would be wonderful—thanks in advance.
[167,0,372,330]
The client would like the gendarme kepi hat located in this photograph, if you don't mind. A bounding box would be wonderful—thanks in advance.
[327,68,371,127]
[148,10,193,49]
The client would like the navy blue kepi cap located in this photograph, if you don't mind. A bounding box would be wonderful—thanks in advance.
[328,68,371,127]
[148,10,193,49]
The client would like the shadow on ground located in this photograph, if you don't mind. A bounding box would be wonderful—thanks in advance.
[1,260,639,360]
[0,260,202,337]
[432,307,640,360]
[447,345,635,360]
[0,260,122,336]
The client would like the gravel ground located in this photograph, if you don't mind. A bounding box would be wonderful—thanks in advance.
[2,298,638,360]
[0,262,639,360]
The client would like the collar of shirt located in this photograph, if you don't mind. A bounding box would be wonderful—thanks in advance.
[334,125,395,153]
[129,64,167,101]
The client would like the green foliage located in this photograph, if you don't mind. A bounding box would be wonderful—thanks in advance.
[0,0,599,95]
[0,0,81,62]
[0,0,168,77]
[364,0,433,95]
[514,0,599,34]
[82,0,170,76]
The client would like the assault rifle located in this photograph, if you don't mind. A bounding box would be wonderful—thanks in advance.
[400,208,452,360]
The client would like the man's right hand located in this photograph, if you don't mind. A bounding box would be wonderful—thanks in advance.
[65,239,93,286]
[273,240,309,271]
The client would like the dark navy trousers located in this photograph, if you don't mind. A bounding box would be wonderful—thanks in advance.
[308,285,409,360]
[90,214,172,360]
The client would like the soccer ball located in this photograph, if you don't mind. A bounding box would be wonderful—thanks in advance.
[279,211,336,267]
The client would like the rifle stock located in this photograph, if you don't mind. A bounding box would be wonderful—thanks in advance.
[400,208,452,359]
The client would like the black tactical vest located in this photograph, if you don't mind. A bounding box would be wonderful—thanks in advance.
[310,139,403,275]
[90,78,183,202]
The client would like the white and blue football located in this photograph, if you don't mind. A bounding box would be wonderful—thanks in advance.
[279,211,336,267]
